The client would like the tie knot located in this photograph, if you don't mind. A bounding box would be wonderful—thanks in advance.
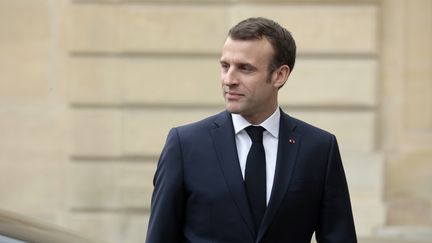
[245,126,265,143]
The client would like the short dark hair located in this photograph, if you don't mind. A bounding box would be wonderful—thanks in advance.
[228,17,296,73]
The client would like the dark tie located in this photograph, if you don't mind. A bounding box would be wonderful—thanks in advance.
[244,125,266,232]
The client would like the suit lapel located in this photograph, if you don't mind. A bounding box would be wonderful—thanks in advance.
[210,111,256,237]
[257,111,302,242]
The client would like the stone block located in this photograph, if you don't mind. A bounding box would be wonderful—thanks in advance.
[375,226,432,242]
[231,4,378,54]
[116,162,156,209]
[71,109,123,156]
[342,153,385,236]
[0,55,51,102]
[68,5,229,53]
[72,108,220,157]
[121,213,150,243]
[67,57,124,104]
[118,5,229,53]
[0,105,69,154]
[282,58,377,106]
[0,106,69,210]
[386,150,432,200]
[386,198,431,225]
[290,110,376,153]
[0,151,66,211]
[0,0,50,47]
[385,149,432,227]
[67,4,119,52]
[123,57,221,104]
[68,4,377,54]
[123,109,219,155]
[64,211,149,243]
[404,0,432,130]
[67,163,117,209]
[343,153,384,203]
[352,202,386,236]
[0,0,52,102]
[67,161,156,209]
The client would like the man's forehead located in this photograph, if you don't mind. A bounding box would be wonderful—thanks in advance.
[223,36,270,48]
[221,37,273,64]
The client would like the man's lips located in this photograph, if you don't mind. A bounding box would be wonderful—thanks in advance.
[225,91,244,100]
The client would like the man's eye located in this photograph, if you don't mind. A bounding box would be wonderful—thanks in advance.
[240,65,253,72]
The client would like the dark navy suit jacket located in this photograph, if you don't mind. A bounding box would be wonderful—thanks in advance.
[146,110,357,243]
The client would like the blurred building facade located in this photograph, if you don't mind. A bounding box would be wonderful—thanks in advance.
[0,0,431,242]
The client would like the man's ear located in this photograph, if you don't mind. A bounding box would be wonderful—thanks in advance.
[273,65,290,89]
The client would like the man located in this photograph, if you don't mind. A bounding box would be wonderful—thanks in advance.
[146,17,357,243]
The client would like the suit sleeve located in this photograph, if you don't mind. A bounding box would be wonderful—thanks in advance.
[146,128,185,243]
[315,135,357,243]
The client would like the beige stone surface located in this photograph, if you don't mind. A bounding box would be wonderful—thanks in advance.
[0,50,51,102]
[290,110,376,153]
[386,198,431,225]
[0,105,70,222]
[380,0,406,152]
[282,58,377,106]
[404,0,432,129]
[343,153,385,235]
[0,0,52,102]
[375,226,432,242]
[67,3,377,54]
[0,151,66,214]
[66,4,119,52]
[231,3,378,54]
[123,57,221,105]
[67,161,155,209]
[64,212,149,243]
[71,109,123,156]
[353,202,386,236]
[68,5,229,53]
[387,150,432,200]
[344,153,384,203]
[67,57,124,104]
[116,163,155,209]
[123,109,220,155]
[0,0,69,226]
[117,5,229,53]
[0,0,50,50]
[380,0,432,232]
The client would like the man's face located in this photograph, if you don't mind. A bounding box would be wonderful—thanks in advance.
[220,37,280,124]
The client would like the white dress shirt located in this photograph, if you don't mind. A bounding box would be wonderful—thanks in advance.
[231,108,280,205]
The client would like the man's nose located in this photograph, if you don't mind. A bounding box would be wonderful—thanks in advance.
[222,69,239,86]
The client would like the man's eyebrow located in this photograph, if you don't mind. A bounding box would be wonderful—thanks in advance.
[238,62,258,70]
[219,60,257,70]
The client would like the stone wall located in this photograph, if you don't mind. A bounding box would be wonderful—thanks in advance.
[0,0,431,242]
[381,0,432,231]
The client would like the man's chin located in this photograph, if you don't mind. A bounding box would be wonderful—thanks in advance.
[225,105,241,114]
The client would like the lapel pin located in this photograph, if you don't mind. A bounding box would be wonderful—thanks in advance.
[288,139,296,144]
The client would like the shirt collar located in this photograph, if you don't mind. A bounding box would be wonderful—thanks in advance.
[231,108,280,138]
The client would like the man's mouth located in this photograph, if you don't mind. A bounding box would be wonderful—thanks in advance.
[225,91,244,100]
